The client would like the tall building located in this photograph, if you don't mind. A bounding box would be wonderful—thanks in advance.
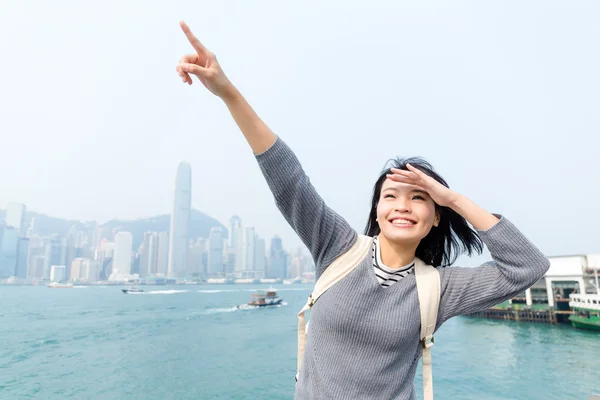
[0,220,5,252]
[254,236,266,279]
[242,227,256,276]
[156,232,169,276]
[29,256,45,279]
[50,265,66,282]
[207,227,224,277]
[5,203,26,235]
[44,235,66,279]
[140,232,160,277]
[168,162,192,278]
[188,239,206,278]
[268,235,287,279]
[224,247,236,275]
[0,226,18,277]
[14,237,29,278]
[71,258,101,282]
[229,215,244,272]
[0,203,28,278]
[113,232,133,276]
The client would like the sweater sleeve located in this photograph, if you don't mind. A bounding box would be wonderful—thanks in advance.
[255,136,357,276]
[436,215,550,327]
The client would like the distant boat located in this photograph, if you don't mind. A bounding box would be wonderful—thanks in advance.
[122,287,144,294]
[239,288,283,308]
[47,282,73,288]
[206,278,235,284]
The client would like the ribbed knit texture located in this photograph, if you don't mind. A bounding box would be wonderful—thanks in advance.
[255,137,550,400]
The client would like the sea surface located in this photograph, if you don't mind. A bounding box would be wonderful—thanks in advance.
[0,284,598,399]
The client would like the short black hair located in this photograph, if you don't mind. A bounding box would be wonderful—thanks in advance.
[363,156,483,267]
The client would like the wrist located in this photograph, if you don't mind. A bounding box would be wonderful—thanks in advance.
[220,84,242,104]
[447,193,469,213]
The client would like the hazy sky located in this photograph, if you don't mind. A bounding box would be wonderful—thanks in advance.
[1,1,599,264]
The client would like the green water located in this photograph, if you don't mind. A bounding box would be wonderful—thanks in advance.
[1,285,598,399]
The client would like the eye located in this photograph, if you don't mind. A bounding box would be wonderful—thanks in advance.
[384,194,395,199]
[412,195,425,200]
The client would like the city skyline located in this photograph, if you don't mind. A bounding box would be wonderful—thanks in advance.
[0,198,314,283]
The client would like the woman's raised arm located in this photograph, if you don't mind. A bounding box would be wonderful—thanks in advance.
[176,21,357,274]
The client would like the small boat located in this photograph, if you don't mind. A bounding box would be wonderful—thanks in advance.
[122,287,144,294]
[242,288,283,308]
[47,282,73,288]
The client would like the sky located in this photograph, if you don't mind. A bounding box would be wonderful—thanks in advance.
[1,0,599,264]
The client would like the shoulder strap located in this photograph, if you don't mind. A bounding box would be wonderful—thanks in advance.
[296,234,372,373]
[414,258,441,400]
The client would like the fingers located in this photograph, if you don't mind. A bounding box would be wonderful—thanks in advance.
[177,54,197,84]
[387,168,425,187]
[179,62,209,77]
[180,20,209,55]
[176,65,192,85]
[405,163,426,177]
[386,173,416,183]
[389,168,418,180]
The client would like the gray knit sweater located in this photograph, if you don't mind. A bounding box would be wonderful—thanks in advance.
[255,137,550,400]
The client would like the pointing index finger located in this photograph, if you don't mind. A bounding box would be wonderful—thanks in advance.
[180,20,208,54]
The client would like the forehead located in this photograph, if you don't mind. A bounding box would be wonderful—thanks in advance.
[381,178,423,192]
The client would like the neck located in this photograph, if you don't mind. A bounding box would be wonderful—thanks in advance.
[378,235,417,269]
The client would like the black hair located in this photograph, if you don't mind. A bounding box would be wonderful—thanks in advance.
[363,156,483,267]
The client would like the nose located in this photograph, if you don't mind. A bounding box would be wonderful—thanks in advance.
[393,196,411,213]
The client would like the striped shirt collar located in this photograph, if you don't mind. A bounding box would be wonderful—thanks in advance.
[373,235,416,273]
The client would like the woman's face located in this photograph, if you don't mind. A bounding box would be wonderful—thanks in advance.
[376,177,439,246]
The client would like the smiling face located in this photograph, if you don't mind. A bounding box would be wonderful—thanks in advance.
[376,178,440,246]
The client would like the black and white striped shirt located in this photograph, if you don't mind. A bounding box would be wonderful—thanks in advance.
[372,236,415,287]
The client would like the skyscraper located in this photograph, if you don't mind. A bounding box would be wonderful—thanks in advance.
[242,227,256,278]
[168,162,192,278]
[229,215,243,272]
[14,237,29,278]
[156,232,169,276]
[113,232,133,276]
[140,232,160,277]
[268,235,287,279]
[207,227,224,277]
[5,203,26,235]
[0,226,18,277]
[254,236,266,279]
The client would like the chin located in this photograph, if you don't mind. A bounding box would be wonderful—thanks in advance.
[381,229,424,244]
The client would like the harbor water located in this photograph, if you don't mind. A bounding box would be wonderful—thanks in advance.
[1,284,598,399]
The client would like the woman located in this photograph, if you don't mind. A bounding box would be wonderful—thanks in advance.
[175,21,550,400]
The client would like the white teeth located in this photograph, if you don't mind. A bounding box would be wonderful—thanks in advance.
[391,219,415,225]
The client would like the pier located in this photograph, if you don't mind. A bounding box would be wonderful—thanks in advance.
[468,253,600,328]
[468,303,559,324]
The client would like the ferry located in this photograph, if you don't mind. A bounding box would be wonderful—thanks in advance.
[47,282,73,288]
[242,288,283,308]
[568,293,600,331]
[206,278,235,284]
[122,286,144,294]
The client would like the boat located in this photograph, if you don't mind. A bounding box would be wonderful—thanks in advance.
[283,277,302,285]
[568,293,600,331]
[241,288,283,308]
[122,286,145,294]
[47,282,73,288]
[206,278,235,284]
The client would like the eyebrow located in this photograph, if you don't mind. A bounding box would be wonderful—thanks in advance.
[382,187,430,196]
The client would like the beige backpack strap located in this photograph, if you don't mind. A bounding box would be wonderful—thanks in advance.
[297,234,372,373]
[414,258,441,400]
